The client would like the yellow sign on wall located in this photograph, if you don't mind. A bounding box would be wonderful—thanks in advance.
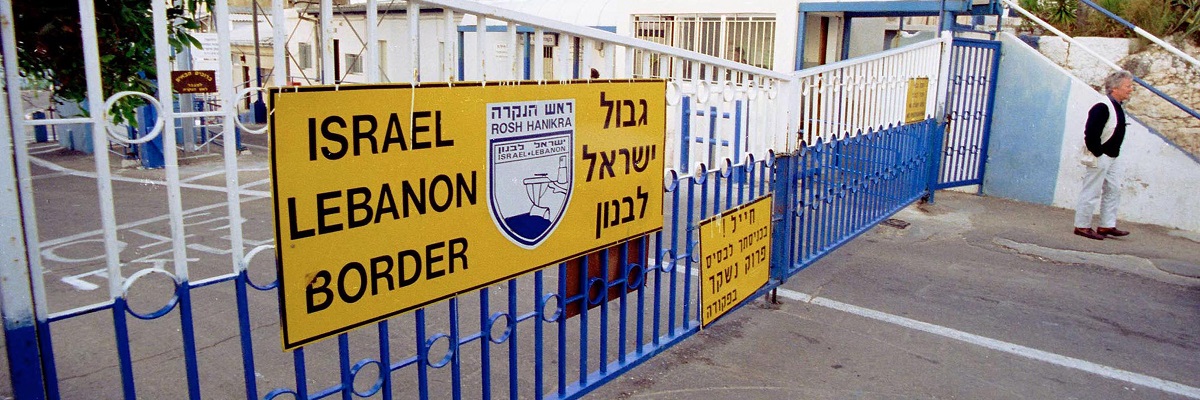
[269,81,665,349]
[905,77,930,124]
[698,195,772,327]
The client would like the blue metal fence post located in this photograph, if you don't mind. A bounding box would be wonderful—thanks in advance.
[925,119,945,204]
[769,152,795,282]
[32,111,48,142]
[680,96,691,169]
[140,104,165,169]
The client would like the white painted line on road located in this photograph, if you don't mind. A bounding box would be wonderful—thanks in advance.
[773,288,1200,399]
[29,156,270,197]
[240,178,270,190]
[180,166,268,184]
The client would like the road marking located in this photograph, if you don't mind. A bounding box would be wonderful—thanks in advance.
[773,288,1200,399]
[28,155,270,197]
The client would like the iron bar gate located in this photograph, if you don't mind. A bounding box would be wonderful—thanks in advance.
[937,37,1001,189]
[773,120,940,277]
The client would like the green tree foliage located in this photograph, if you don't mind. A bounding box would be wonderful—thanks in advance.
[14,0,203,124]
[1020,0,1199,44]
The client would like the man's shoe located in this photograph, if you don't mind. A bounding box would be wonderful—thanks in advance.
[1097,227,1130,237]
[1074,227,1105,240]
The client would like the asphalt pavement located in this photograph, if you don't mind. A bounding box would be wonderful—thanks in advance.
[585,190,1200,400]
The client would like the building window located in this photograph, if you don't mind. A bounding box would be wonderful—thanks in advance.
[346,53,363,74]
[298,42,312,69]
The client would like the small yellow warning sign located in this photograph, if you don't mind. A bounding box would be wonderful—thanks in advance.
[698,195,772,327]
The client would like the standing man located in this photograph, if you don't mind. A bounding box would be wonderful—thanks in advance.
[1074,70,1135,240]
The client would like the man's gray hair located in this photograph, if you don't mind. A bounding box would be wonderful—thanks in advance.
[1103,70,1133,94]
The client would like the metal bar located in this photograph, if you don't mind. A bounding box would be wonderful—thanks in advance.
[534,270,545,400]
[508,279,519,399]
[577,256,589,386]
[416,309,429,400]
[150,1,201,396]
[409,1,420,82]
[445,10,457,81]
[321,0,334,83]
[76,0,135,392]
[533,29,545,81]
[274,0,287,86]
[477,16,487,81]
[366,0,379,83]
[681,97,692,170]
[0,0,53,397]
[480,288,492,399]
[22,117,94,126]
[599,247,610,375]
[450,298,462,399]
[112,299,137,399]
[339,334,353,399]
[1075,0,1200,69]
[378,321,393,400]
[556,264,567,397]
[508,21,519,80]
[635,237,647,353]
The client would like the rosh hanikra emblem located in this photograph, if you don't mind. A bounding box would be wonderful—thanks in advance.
[486,100,576,248]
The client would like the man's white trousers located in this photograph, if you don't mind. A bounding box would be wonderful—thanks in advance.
[1074,155,1123,229]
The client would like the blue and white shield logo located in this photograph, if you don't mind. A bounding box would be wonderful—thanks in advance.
[487,100,576,248]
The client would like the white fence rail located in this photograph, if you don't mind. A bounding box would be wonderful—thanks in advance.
[793,34,952,145]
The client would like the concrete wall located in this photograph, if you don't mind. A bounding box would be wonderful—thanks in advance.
[986,32,1200,233]
[984,33,1070,205]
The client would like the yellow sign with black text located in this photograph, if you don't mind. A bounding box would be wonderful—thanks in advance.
[904,77,930,124]
[269,81,665,349]
[698,195,772,327]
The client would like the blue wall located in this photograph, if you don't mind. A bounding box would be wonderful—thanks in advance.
[982,34,1070,205]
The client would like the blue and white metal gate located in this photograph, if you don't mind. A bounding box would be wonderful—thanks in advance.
[0,0,955,397]
[937,38,1001,189]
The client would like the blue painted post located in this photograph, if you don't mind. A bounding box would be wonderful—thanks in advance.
[925,119,945,203]
[733,100,744,184]
[523,32,532,80]
[769,153,796,282]
[680,96,691,170]
[1,249,48,400]
[32,111,48,142]
[140,104,165,169]
[194,99,208,146]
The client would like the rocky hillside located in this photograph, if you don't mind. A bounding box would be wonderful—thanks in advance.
[1033,36,1200,158]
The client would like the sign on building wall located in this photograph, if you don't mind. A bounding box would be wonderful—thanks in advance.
[698,195,772,327]
[269,81,665,349]
[171,70,217,94]
[905,77,930,124]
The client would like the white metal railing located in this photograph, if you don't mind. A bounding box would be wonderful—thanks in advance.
[437,0,796,172]
[792,34,952,145]
[632,14,777,72]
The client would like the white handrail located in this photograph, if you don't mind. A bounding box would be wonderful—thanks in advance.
[794,35,950,78]
[1002,0,1122,71]
[1073,0,1200,70]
